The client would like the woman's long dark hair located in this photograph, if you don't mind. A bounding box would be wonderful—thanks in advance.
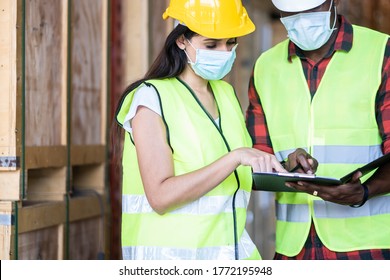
[118,24,196,111]
[110,24,196,173]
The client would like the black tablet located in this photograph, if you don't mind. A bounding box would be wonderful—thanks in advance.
[252,153,390,192]
[252,172,341,192]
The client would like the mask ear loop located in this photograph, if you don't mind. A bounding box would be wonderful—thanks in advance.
[184,39,197,64]
[231,44,239,53]
[329,0,338,31]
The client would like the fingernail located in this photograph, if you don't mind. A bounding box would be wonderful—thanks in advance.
[298,181,303,186]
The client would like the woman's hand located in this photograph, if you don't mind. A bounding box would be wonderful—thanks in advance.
[233,147,287,173]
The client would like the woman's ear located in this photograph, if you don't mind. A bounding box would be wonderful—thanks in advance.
[176,35,186,50]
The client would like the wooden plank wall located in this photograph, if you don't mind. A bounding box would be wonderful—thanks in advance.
[25,0,66,148]
[71,0,106,147]
[0,0,110,260]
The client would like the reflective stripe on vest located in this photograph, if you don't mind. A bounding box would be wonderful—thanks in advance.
[122,230,257,260]
[313,196,390,218]
[116,78,259,260]
[254,25,389,256]
[276,145,383,164]
[277,195,390,222]
[123,189,250,215]
[276,202,310,223]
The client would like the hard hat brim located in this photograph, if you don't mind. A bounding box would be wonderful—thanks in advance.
[271,0,327,12]
[162,1,256,39]
[183,21,256,39]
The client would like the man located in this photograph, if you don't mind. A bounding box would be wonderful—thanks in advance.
[246,0,390,259]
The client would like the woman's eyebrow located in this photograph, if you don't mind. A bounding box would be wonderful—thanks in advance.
[202,38,235,43]
[202,38,221,43]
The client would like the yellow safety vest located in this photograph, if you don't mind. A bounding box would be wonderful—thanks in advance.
[116,77,260,260]
[253,25,390,256]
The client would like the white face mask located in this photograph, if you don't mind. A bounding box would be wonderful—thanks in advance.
[184,40,237,80]
[280,0,337,51]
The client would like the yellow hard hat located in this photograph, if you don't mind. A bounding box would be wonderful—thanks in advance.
[162,0,255,39]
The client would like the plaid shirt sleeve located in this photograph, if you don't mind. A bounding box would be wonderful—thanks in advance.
[376,38,390,154]
[245,69,274,154]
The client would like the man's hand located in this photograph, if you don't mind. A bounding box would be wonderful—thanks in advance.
[286,171,365,206]
[285,148,318,174]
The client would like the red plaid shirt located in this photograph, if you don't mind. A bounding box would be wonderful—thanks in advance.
[273,224,390,260]
[246,16,390,260]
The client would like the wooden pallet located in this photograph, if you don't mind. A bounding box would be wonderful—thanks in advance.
[0,0,108,200]
[0,194,109,260]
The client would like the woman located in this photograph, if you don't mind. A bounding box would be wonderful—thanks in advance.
[115,0,287,260]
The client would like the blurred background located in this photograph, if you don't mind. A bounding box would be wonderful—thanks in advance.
[1,0,389,260]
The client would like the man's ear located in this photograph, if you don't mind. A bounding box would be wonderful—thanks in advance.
[176,35,186,50]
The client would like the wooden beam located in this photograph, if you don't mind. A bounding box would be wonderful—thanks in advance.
[68,195,105,222]
[18,201,66,233]
[25,146,67,169]
[70,144,106,165]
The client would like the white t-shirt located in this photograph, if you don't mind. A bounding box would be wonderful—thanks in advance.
[123,84,220,136]
[122,85,162,134]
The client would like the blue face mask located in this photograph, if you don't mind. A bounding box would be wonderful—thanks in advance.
[185,40,237,80]
[280,0,337,51]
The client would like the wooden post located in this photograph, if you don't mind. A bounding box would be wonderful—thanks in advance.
[0,0,110,259]
[0,0,23,201]
[121,0,149,86]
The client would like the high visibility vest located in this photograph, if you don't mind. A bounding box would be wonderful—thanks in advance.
[253,25,390,256]
[116,78,260,260]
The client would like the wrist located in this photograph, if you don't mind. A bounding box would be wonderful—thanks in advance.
[230,149,242,168]
[350,183,369,208]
